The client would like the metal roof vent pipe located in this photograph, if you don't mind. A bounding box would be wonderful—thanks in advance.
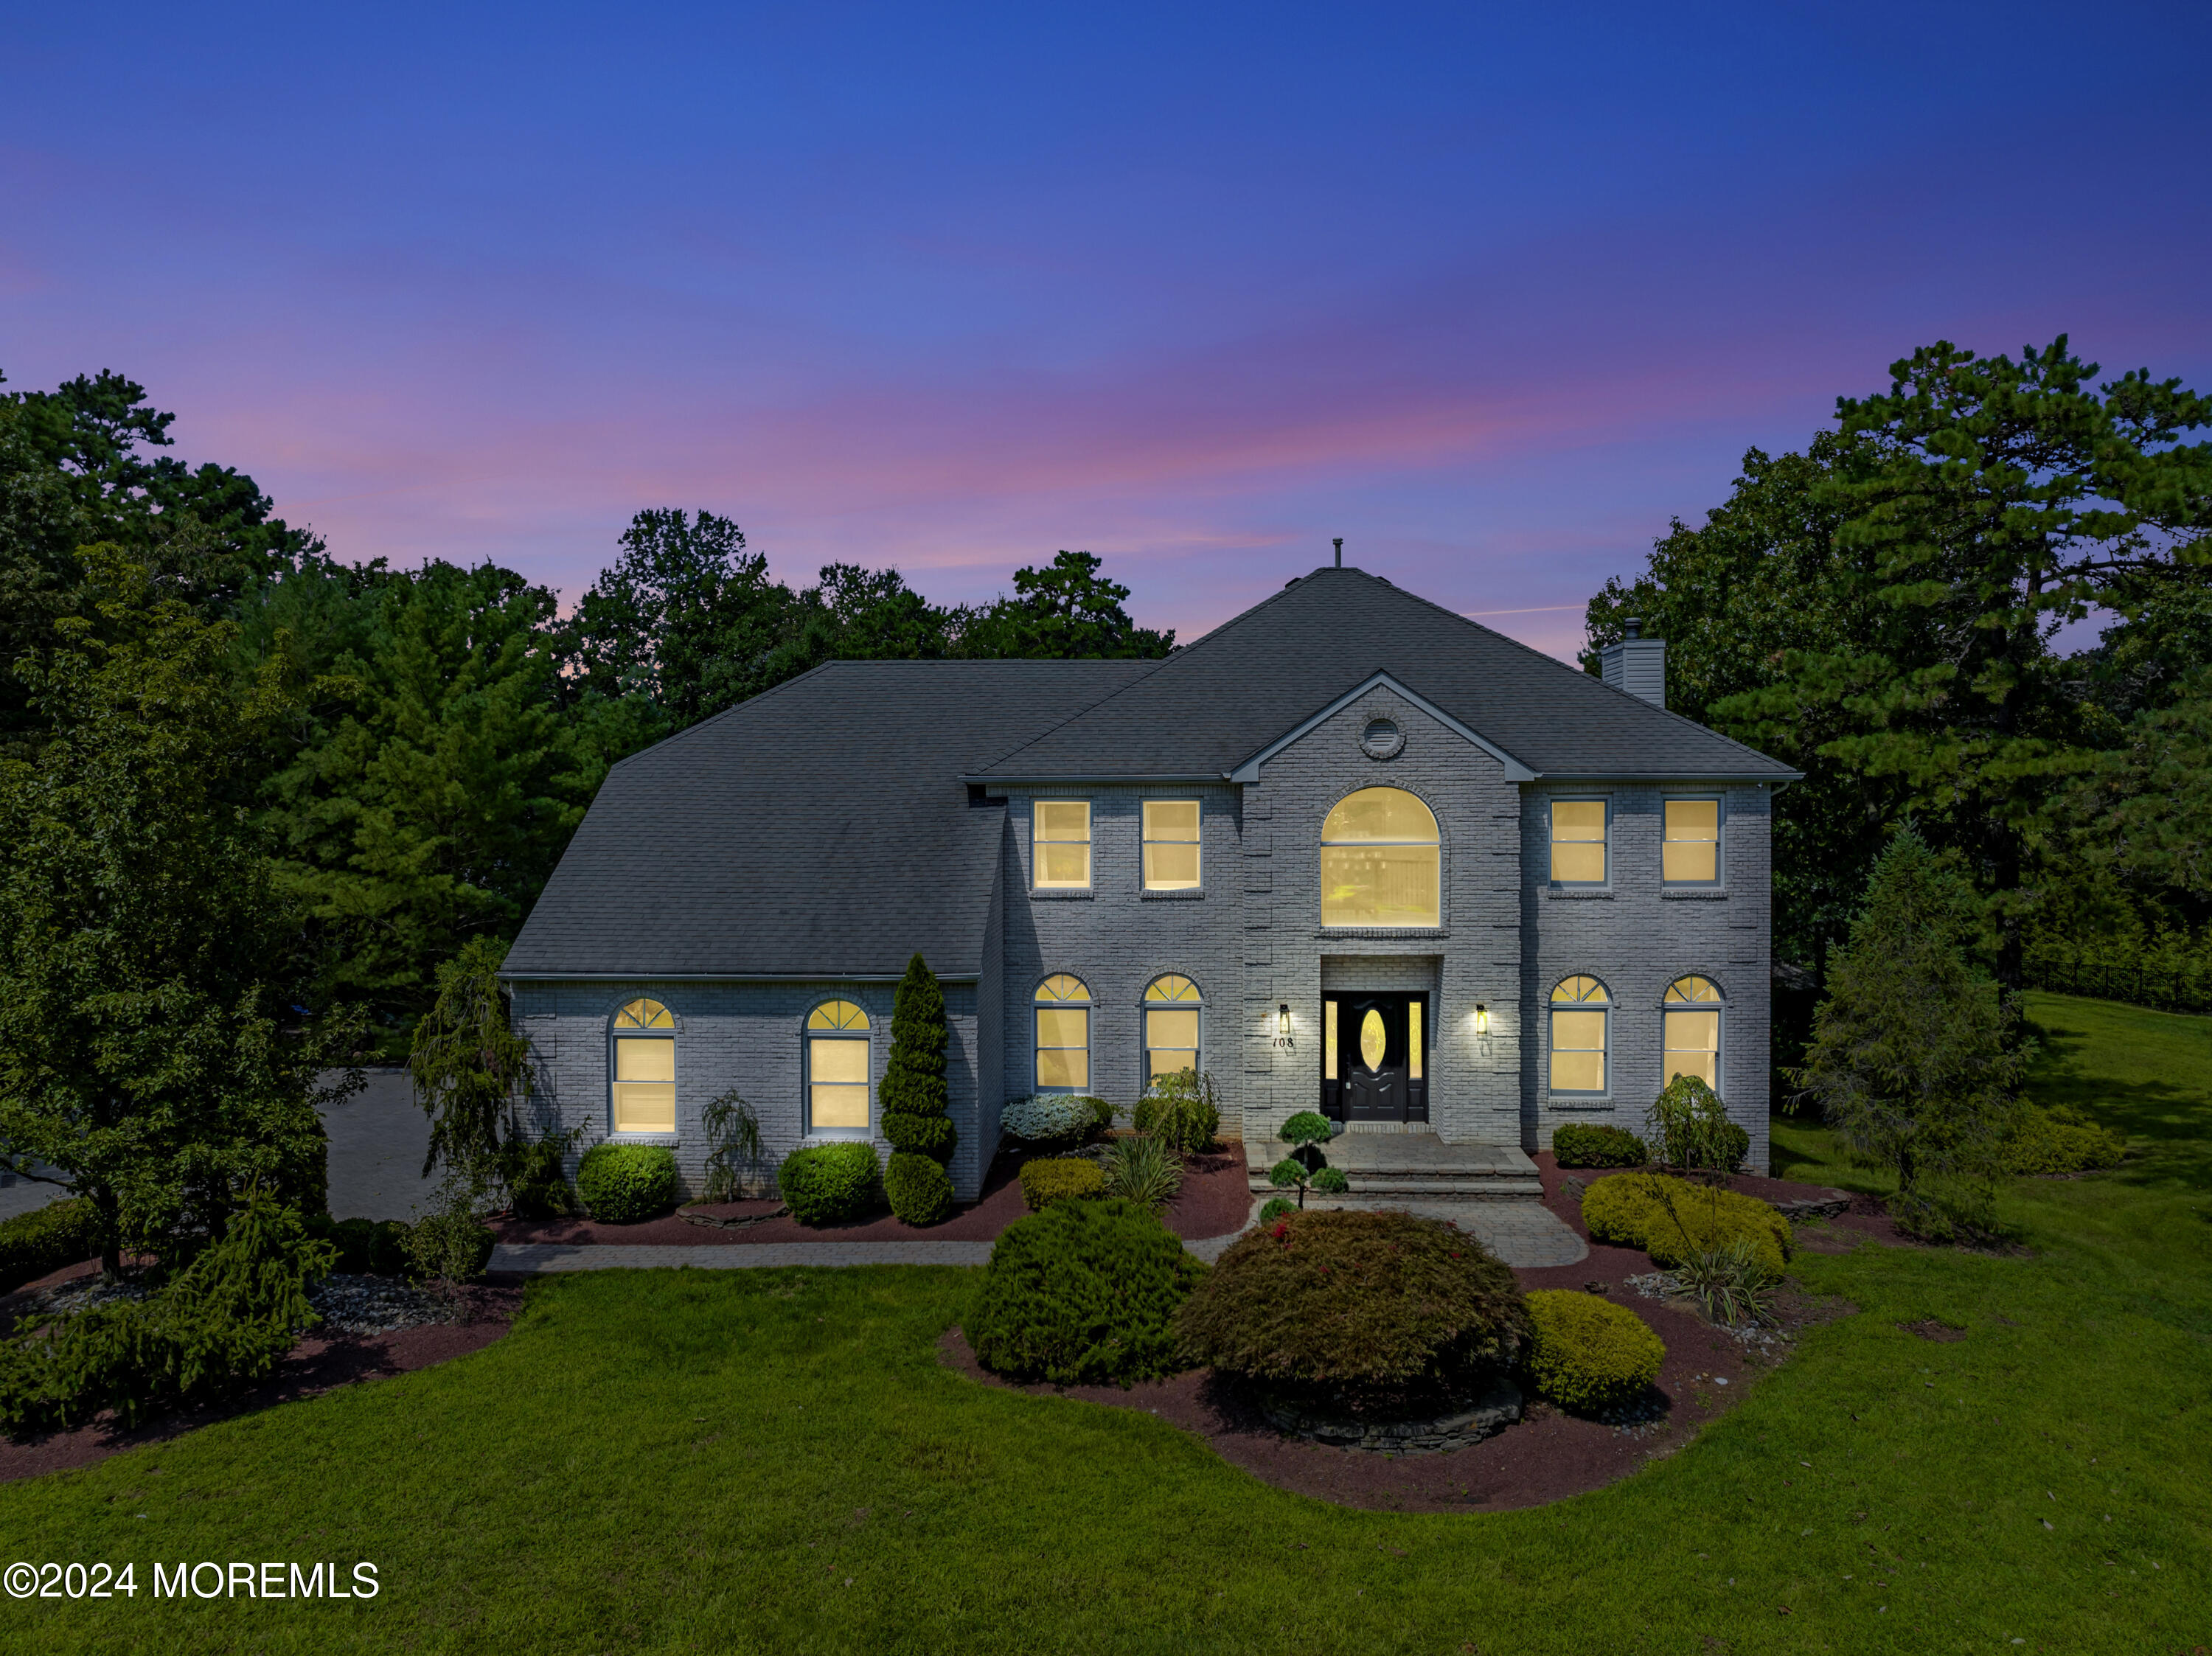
[1600,616,1666,709]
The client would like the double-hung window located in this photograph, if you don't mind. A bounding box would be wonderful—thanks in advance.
[1143,975,1201,1082]
[611,998,676,1133]
[1663,976,1722,1090]
[1548,975,1610,1094]
[1033,801,1091,888]
[806,1000,872,1132]
[1663,799,1722,884]
[1142,801,1200,889]
[1549,801,1607,884]
[1034,975,1091,1090]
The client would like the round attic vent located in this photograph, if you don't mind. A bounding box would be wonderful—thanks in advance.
[1360,717,1405,760]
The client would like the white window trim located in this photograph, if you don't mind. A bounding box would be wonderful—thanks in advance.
[1661,796,1725,888]
[804,1005,874,1139]
[1548,796,1612,888]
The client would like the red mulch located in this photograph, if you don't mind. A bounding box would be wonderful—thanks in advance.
[0,1262,522,1486]
[492,1143,1254,1248]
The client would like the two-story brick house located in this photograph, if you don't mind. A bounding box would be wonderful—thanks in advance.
[502,561,1798,1200]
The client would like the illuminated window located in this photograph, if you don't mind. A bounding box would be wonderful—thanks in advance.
[1549,800,1607,883]
[1548,976,1610,1094]
[1034,975,1091,1090]
[611,998,676,1133]
[1663,799,1721,883]
[1143,975,1201,1082]
[1663,976,1722,1090]
[1324,998,1339,1080]
[1033,801,1091,888]
[805,999,872,1132]
[1142,801,1201,890]
[1321,787,1440,927]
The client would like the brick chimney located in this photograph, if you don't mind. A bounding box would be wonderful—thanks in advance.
[1600,617,1666,708]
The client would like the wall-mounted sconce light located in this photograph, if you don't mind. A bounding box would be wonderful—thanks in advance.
[1474,1003,1489,1034]
[1277,1003,1292,1036]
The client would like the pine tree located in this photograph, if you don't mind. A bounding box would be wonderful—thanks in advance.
[880,953,956,1224]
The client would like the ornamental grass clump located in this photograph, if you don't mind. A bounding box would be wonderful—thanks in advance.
[576,1142,678,1224]
[1663,1238,1780,1329]
[1019,1157,1106,1211]
[1175,1209,1530,1413]
[1101,1134,1182,1211]
[965,1198,1206,1386]
[1523,1290,1666,1412]
[1551,1122,1648,1169]
[777,1142,883,1227]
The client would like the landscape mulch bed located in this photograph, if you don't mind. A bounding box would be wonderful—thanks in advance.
[939,1151,1857,1514]
[1535,1150,1912,1252]
[493,1142,1253,1248]
[0,1261,522,1486]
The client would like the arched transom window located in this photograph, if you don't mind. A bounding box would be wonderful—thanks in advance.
[611,998,676,1133]
[1663,976,1722,1091]
[1034,975,1091,1091]
[807,1000,872,1131]
[1143,975,1201,1084]
[1548,975,1610,1095]
[1320,787,1440,928]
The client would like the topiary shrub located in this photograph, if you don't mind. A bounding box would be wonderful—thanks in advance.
[884,1152,954,1227]
[880,956,959,1196]
[1581,1173,1790,1278]
[1310,1167,1349,1196]
[575,1143,679,1224]
[777,1142,884,1227]
[2002,1106,2126,1175]
[1175,1209,1530,1413]
[1523,1290,1666,1411]
[0,1199,101,1295]
[1552,1123,1647,1169]
[965,1198,1206,1385]
[1259,1196,1297,1223]
[1001,1096,1096,1144]
[1019,1157,1106,1211]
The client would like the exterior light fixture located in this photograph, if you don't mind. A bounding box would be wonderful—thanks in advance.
[1278,1003,1291,1036]
[1475,1003,1489,1034]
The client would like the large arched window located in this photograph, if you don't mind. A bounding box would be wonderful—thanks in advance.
[1663,976,1722,1091]
[806,1000,872,1133]
[1143,974,1202,1084]
[611,998,677,1133]
[1321,787,1440,927]
[1548,975,1610,1095]
[1034,975,1091,1091]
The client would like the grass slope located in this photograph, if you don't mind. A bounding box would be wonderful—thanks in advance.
[2,992,2207,1654]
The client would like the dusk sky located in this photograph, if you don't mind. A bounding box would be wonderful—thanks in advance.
[5,1,2208,658]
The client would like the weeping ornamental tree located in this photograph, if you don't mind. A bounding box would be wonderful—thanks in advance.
[407,935,535,1177]
[1797,830,2025,1213]
[880,954,956,1225]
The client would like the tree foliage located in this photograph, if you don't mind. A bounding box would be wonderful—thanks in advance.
[407,935,536,1178]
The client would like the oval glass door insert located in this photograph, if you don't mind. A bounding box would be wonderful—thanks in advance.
[1359,1008,1386,1071]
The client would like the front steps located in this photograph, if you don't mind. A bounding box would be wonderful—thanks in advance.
[1243,1131,1543,1204]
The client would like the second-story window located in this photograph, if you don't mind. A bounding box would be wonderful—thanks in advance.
[1549,800,1608,884]
[1033,801,1091,889]
[1663,799,1721,884]
[1142,801,1201,889]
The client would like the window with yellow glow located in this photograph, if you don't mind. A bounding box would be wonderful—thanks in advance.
[611,998,676,1133]
[1034,975,1091,1090]
[1549,800,1607,884]
[1143,974,1200,1081]
[1663,976,1722,1090]
[806,999,872,1131]
[1324,998,1339,1079]
[1408,998,1424,1082]
[1033,801,1092,888]
[1320,787,1440,927]
[1663,799,1720,883]
[1142,800,1201,889]
[1548,975,1610,1093]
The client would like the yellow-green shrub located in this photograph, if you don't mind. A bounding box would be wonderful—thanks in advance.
[1580,1173,1791,1276]
[1580,1172,1665,1246]
[1018,1158,1106,1211]
[2003,1107,2126,1175]
[1523,1290,1665,1410]
[1642,1205,1787,1281]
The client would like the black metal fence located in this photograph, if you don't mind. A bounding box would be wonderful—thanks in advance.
[2027,959,2212,1015]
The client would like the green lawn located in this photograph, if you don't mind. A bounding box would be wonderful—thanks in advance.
[2,992,2207,1655]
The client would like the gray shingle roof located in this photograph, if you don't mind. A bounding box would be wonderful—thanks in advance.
[504,659,1153,978]
[973,566,1798,782]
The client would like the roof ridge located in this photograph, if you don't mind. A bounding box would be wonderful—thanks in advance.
[970,654,1175,772]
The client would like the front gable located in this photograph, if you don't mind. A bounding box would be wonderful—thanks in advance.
[1228,669,1537,784]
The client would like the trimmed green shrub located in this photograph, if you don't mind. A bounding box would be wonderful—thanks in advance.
[1643,1203,1787,1281]
[1020,1158,1106,1211]
[1175,1210,1530,1408]
[1258,1196,1297,1223]
[316,1215,412,1277]
[1078,1096,1116,1135]
[966,1198,1206,1385]
[1102,1134,1182,1210]
[1001,1096,1096,1143]
[501,1130,581,1220]
[1523,1290,1666,1411]
[1551,1123,1647,1169]
[1581,1173,1790,1279]
[1279,1111,1334,1149]
[778,1142,883,1226]
[2002,1106,2126,1175]
[1134,1070,1220,1153]
[0,1199,101,1295]
[884,1152,954,1227]
[880,956,957,1174]
[576,1143,679,1224]
[1310,1166,1349,1195]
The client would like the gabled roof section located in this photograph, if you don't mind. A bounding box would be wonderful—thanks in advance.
[504,658,1155,979]
[971,566,1797,782]
[1227,671,1535,782]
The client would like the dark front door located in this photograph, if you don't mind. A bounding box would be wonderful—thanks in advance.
[1326,993,1429,1124]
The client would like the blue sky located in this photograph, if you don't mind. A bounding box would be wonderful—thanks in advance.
[4,1,2207,655]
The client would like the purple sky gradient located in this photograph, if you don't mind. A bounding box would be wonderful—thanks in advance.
[5,1,2208,659]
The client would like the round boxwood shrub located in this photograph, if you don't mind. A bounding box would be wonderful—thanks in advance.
[777,1142,884,1227]
[1551,1123,1647,1169]
[1019,1157,1107,1211]
[1523,1290,1666,1411]
[1258,1195,1297,1223]
[576,1143,678,1224]
[966,1197,1206,1385]
[1174,1209,1530,1411]
[885,1150,955,1226]
[1580,1173,1790,1278]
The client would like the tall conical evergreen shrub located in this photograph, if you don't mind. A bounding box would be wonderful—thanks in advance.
[881,953,956,1224]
